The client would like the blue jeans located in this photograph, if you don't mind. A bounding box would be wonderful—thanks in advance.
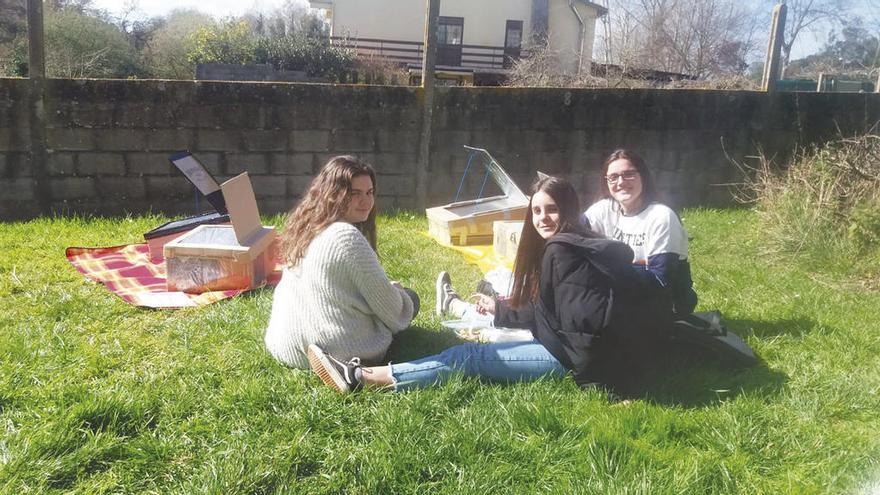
[390,340,567,391]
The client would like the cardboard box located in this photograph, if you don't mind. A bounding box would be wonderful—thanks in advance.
[143,152,231,263]
[144,212,230,263]
[164,172,276,293]
[426,147,528,246]
[493,220,524,263]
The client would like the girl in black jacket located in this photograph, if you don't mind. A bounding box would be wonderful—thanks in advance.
[307,176,664,394]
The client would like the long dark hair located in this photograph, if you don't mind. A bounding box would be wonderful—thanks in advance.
[509,176,593,307]
[280,155,377,265]
[598,149,661,209]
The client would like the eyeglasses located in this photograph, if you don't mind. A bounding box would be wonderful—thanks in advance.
[605,171,639,184]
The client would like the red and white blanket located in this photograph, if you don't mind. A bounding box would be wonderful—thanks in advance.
[66,243,282,309]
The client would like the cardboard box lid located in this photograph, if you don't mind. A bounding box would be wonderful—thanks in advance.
[427,146,528,220]
[221,172,264,245]
[463,146,527,205]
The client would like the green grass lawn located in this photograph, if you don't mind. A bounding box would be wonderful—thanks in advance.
[1,209,879,494]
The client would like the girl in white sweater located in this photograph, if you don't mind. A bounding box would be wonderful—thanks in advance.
[264,156,418,369]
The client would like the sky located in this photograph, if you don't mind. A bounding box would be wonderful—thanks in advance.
[91,0,303,20]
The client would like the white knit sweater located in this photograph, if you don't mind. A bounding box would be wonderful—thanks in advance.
[264,222,414,368]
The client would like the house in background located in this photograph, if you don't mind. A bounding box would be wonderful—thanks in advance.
[308,0,606,85]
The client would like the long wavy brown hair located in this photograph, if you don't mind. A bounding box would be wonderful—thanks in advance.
[509,176,596,308]
[279,155,377,266]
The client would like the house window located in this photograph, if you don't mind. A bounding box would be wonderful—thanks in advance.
[503,20,523,68]
[437,16,464,45]
[437,16,464,66]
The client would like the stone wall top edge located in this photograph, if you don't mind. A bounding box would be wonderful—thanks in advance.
[31,79,420,100]
[4,77,875,102]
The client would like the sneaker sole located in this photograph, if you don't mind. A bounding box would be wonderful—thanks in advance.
[435,271,448,316]
[307,344,350,393]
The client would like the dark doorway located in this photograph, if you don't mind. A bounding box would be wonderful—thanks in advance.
[437,16,464,66]
[503,20,523,68]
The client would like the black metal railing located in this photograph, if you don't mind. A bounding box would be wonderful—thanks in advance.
[329,36,521,70]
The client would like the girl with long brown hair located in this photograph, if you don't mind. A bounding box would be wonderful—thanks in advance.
[307,175,658,395]
[264,156,418,369]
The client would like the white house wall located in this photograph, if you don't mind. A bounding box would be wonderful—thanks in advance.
[547,0,598,74]
[316,0,599,74]
[326,0,533,47]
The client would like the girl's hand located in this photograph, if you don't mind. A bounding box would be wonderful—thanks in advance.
[473,294,496,315]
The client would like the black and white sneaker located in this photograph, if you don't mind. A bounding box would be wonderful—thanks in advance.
[307,344,363,393]
[435,271,461,316]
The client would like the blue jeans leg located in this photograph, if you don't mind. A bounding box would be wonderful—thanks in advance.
[389,340,567,392]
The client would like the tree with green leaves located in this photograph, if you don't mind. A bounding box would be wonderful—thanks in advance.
[7,3,143,78]
[187,18,354,82]
[43,5,144,78]
[0,0,26,76]
[144,9,215,79]
[785,18,879,81]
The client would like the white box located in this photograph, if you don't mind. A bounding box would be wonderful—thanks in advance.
[493,220,524,263]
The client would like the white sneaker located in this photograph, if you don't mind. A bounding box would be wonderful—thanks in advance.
[435,271,461,316]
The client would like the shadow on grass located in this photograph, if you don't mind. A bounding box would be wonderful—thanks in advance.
[726,316,819,339]
[635,316,800,408]
[635,351,787,409]
[386,325,464,363]
[383,318,793,410]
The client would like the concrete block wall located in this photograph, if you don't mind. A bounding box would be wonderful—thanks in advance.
[0,81,37,217]
[0,79,422,218]
[1,77,878,220]
[429,88,878,208]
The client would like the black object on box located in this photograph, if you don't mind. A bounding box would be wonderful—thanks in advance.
[143,211,230,240]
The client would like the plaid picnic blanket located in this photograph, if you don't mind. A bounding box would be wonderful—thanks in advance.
[65,243,282,309]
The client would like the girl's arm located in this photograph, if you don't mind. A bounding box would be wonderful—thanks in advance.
[344,229,414,333]
[493,300,536,330]
[635,206,688,290]
[633,252,680,290]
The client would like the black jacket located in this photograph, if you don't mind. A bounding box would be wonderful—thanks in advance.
[496,232,669,389]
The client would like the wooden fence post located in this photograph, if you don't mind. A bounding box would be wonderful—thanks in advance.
[761,3,787,92]
[26,0,49,215]
[415,0,440,210]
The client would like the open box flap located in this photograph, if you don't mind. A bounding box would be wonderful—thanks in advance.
[220,172,263,245]
[462,146,528,204]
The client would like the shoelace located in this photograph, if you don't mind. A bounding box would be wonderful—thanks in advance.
[444,284,460,299]
[326,352,361,370]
